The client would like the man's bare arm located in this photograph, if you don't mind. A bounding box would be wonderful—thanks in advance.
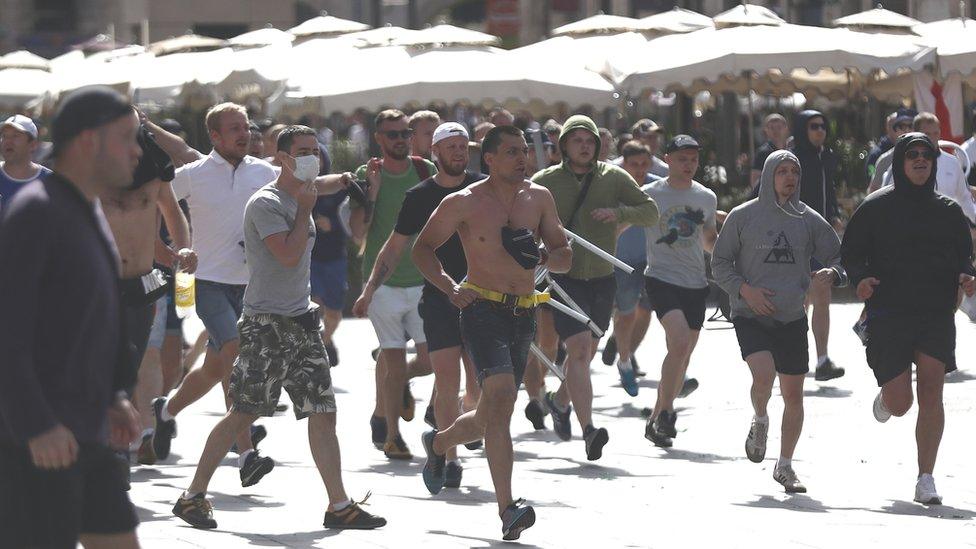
[363,233,410,295]
[413,196,464,295]
[536,188,572,273]
[314,172,354,196]
[141,117,203,167]
[157,181,190,251]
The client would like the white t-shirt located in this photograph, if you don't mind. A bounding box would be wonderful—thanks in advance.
[883,152,976,224]
[172,151,278,285]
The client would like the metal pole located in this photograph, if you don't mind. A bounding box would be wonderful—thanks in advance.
[564,228,634,273]
[530,343,566,381]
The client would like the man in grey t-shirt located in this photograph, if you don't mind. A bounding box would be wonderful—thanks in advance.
[641,135,718,449]
[173,126,386,532]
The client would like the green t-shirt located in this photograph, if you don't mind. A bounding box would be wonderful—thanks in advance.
[355,159,436,287]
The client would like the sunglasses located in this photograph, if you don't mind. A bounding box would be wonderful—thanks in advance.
[808,123,827,131]
[905,149,936,160]
[894,123,912,131]
[381,129,414,140]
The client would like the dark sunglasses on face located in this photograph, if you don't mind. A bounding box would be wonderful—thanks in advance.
[808,123,826,131]
[894,123,912,131]
[382,129,414,140]
[905,149,936,160]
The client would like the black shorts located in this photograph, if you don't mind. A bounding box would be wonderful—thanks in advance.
[460,300,536,388]
[549,274,616,340]
[0,442,138,547]
[865,311,956,386]
[419,289,462,353]
[644,277,710,330]
[733,316,810,375]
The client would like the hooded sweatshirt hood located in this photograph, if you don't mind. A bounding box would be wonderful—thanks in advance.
[558,115,601,168]
[758,149,805,218]
[792,110,827,153]
[891,132,938,200]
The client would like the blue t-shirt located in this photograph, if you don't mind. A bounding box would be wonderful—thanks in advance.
[615,173,660,267]
[0,164,51,209]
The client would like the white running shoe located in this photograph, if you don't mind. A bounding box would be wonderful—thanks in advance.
[872,391,891,423]
[914,474,942,505]
[773,464,807,494]
[745,416,768,463]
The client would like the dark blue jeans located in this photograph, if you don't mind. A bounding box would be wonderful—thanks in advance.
[460,300,537,388]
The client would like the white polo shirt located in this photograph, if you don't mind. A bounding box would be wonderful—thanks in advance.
[172,151,277,285]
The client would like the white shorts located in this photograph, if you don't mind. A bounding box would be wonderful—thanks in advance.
[367,284,426,349]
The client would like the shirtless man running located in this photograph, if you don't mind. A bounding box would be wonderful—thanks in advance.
[413,125,572,541]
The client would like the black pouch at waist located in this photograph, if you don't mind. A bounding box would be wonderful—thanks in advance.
[291,306,322,333]
[119,269,169,308]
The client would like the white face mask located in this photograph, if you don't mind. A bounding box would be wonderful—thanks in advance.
[291,154,320,182]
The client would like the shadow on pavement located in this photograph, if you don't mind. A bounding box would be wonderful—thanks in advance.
[389,484,497,507]
[875,500,976,519]
[733,494,834,513]
[428,528,544,548]
[230,529,341,546]
[530,460,661,480]
[354,460,421,475]
[655,448,738,464]
[945,370,976,384]
[592,402,649,419]
[802,386,853,399]
[134,504,172,523]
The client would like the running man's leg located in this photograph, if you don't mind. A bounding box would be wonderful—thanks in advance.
[744,351,776,418]
[382,348,407,443]
[561,331,595,428]
[431,346,464,461]
[808,283,831,360]
[650,310,695,421]
[186,411,259,495]
[309,412,349,508]
[915,352,946,476]
[777,373,805,461]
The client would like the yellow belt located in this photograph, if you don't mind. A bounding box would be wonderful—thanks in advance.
[461,282,550,309]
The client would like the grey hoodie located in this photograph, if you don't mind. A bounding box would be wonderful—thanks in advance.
[711,150,847,324]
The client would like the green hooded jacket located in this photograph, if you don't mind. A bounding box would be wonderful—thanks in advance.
[531,114,659,280]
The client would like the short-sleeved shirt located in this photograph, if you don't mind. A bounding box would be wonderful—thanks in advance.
[242,183,315,317]
[171,151,277,285]
[311,191,347,263]
[0,164,51,209]
[354,159,437,287]
[643,179,717,289]
[615,173,660,267]
[393,172,485,294]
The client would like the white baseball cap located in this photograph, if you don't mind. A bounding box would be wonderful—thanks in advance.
[431,122,469,146]
[1,114,38,140]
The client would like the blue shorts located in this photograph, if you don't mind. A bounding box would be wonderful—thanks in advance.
[310,258,347,311]
[195,280,246,350]
[614,261,651,315]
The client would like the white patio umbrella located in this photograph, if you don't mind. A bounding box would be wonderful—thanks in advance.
[228,26,294,49]
[510,32,651,84]
[288,12,370,40]
[552,13,642,36]
[0,68,53,107]
[394,24,500,47]
[912,17,976,37]
[712,4,785,28]
[0,50,50,71]
[833,4,921,34]
[341,26,420,48]
[149,33,227,56]
[636,7,714,34]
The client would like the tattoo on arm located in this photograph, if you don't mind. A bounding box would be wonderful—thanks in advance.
[368,262,391,291]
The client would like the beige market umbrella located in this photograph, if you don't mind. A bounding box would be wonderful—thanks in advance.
[552,13,642,37]
[833,4,921,35]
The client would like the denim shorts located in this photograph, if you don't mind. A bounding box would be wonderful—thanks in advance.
[460,300,537,388]
[195,280,246,350]
[614,261,651,315]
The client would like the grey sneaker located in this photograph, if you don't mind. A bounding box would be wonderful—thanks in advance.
[745,417,768,463]
[773,464,807,493]
[914,474,942,505]
[873,392,891,423]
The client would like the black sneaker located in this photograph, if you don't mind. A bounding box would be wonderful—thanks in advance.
[601,336,617,365]
[544,391,572,441]
[424,404,437,429]
[814,359,845,381]
[370,415,387,450]
[644,418,673,448]
[173,493,217,529]
[325,341,339,367]
[323,493,386,530]
[151,397,176,460]
[524,399,547,430]
[445,461,463,488]
[240,451,275,487]
[501,498,536,541]
[401,383,416,422]
[678,377,699,398]
[464,439,483,451]
[583,425,609,461]
[230,424,267,454]
[421,431,445,494]
[658,410,678,438]
[136,432,157,465]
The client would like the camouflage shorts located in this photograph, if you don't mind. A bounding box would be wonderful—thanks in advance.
[229,312,336,419]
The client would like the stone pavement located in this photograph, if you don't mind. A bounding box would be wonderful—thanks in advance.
[130,303,976,548]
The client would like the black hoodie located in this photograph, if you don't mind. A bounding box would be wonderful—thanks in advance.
[841,133,975,314]
[790,110,840,222]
